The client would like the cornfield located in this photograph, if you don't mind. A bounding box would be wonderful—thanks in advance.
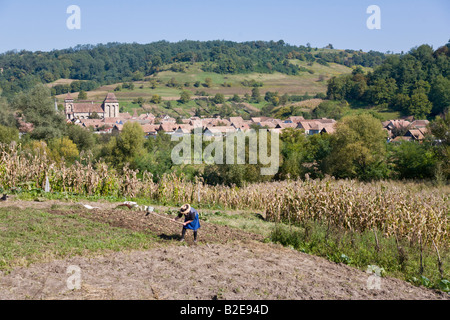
[1,143,448,253]
[264,178,449,254]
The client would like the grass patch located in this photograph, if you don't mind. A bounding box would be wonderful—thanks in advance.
[0,207,158,271]
[270,222,450,293]
[199,210,273,237]
[68,61,356,106]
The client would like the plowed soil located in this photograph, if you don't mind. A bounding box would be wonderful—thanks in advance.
[46,206,264,245]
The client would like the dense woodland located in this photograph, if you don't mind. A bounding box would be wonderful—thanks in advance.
[327,42,450,118]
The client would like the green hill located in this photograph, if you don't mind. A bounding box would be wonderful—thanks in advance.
[0,40,386,100]
[53,60,357,118]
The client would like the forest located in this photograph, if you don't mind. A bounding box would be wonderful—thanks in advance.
[326,43,450,118]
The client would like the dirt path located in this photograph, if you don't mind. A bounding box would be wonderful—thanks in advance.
[0,198,447,300]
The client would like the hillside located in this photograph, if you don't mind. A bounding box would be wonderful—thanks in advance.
[52,60,355,118]
[0,40,386,100]
[326,42,450,119]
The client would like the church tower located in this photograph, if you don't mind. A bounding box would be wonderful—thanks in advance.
[103,93,119,118]
[64,93,74,119]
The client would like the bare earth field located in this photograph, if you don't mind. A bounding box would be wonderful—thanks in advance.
[0,200,447,300]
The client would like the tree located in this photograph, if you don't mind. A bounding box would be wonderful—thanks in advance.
[251,87,262,102]
[429,75,450,115]
[150,94,162,104]
[312,100,346,120]
[352,66,365,75]
[366,78,397,105]
[0,124,19,144]
[326,75,351,100]
[149,80,158,89]
[392,93,411,112]
[11,84,65,141]
[179,91,191,104]
[273,106,293,119]
[167,77,179,88]
[230,94,241,103]
[88,112,100,119]
[67,124,95,151]
[326,114,388,180]
[349,73,368,100]
[408,92,432,119]
[390,141,436,179]
[0,98,17,127]
[304,133,332,178]
[265,91,281,106]
[428,111,450,179]
[132,71,144,81]
[134,133,176,179]
[111,122,145,167]
[133,97,145,107]
[278,128,309,179]
[78,90,87,100]
[213,93,225,104]
[70,81,81,93]
[123,82,135,90]
[48,137,80,164]
[204,77,213,88]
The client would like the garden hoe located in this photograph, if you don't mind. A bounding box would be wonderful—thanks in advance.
[145,206,184,225]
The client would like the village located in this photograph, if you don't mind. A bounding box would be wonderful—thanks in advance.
[65,92,430,142]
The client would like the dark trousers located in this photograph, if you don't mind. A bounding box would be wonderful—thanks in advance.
[181,228,198,240]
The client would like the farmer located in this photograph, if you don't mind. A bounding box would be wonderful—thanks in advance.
[173,204,201,243]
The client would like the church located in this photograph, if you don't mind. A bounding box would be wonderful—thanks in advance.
[64,92,119,120]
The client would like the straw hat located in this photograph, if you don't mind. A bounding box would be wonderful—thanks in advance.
[180,204,191,215]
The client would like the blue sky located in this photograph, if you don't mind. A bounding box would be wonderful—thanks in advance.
[0,0,448,53]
